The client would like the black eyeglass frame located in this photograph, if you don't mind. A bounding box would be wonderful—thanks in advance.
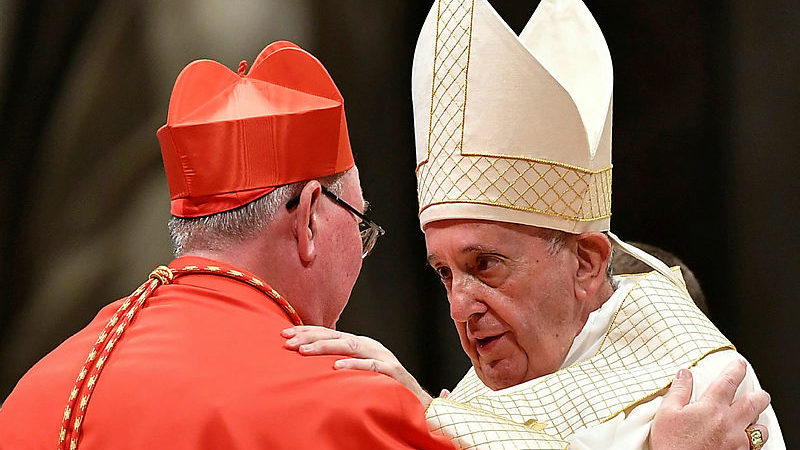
[286,186,385,258]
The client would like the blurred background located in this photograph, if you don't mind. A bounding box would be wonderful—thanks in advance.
[1,0,797,445]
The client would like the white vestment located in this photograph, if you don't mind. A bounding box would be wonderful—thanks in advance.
[426,271,785,449]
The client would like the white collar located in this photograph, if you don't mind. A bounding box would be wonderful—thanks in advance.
[559,275,636,369]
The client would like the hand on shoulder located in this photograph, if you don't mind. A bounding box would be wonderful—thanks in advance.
[282,326,434,408]
[650,360,770,450]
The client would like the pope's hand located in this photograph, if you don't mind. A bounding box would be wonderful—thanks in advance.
[282,326,434,408]
[650,359,771,450]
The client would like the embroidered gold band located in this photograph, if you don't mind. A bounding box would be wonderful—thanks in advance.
[418,156,612,221]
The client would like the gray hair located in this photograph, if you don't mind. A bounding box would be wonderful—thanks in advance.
[168,169,349,256]
[542,229,614,282]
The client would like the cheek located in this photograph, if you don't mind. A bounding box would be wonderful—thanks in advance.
[331,220,362,264]
[327,222,362,289]
[348,225,363,260]
[510,306,572,378]
[339,240,362,284]
[348,233,363,276]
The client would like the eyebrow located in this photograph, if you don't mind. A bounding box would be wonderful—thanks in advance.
[425,245,496,266]
[461,245,495,254]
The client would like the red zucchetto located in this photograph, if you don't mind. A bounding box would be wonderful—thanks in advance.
[157,41,354,217]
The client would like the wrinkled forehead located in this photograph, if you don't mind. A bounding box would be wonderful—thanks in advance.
[422,218,554,237]
[422,219,562,257]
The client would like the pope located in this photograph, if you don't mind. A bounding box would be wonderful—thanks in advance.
[282,0,784,449]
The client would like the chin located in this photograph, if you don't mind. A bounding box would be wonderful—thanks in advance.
[483,376,519,391]
[478,363,525,391]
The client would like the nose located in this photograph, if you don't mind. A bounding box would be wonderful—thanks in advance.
[448,274,487,322]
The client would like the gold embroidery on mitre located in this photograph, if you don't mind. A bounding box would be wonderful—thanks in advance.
[416,0,612,223]
[428,271,733,442]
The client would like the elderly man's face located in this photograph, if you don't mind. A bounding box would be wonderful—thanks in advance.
[425,220,585,390]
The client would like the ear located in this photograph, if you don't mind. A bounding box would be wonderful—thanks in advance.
[573,233,612,301]
[293,181,322,264]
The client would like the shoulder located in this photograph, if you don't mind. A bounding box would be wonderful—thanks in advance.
[228,360,454,449]
[313,369,454,449]
[690,350,786,449]
[299,357,426,412]
[690,349,762,398]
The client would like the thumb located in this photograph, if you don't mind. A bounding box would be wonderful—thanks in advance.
[661,369,693,410]
[439,389,450,399]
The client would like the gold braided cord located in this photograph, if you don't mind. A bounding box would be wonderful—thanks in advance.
[58,264,301,449]
[59,273,162,450]
[148,265,174,284]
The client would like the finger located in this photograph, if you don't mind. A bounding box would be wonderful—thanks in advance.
[296,338,369,358]
[281,327,299,338]
[282,325,333,337]
[440,389,450,398]
[732,390,771,425]
[660,369,694,411]
[701,359,746,404]
[746,424,769,448]
[334,358,385,375]
[284,328,350,349]
[284,325,347,338]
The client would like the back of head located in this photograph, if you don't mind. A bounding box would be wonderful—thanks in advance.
[167,171,349,256]
[156,41,354,256]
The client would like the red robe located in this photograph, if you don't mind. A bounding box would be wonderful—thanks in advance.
[0,256,454,449]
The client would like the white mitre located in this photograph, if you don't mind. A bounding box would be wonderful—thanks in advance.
[413,0,613,233]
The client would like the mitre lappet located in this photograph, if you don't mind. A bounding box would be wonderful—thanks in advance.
[413,0,681,284]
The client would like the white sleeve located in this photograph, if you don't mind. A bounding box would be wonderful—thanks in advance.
[567,350,785,450]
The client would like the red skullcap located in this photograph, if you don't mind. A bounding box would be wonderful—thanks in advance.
[157,41,354,217]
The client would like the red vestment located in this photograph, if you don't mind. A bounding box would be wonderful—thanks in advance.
[0,256,454,449]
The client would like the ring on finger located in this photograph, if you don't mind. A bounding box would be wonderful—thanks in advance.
[746,426,764,450]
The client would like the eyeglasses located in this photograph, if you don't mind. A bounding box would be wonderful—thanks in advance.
[286,186,385,259]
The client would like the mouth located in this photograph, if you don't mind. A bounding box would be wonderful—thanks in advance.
[475,332,505,352]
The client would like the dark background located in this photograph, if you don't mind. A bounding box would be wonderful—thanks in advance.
[1,0,797,445]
